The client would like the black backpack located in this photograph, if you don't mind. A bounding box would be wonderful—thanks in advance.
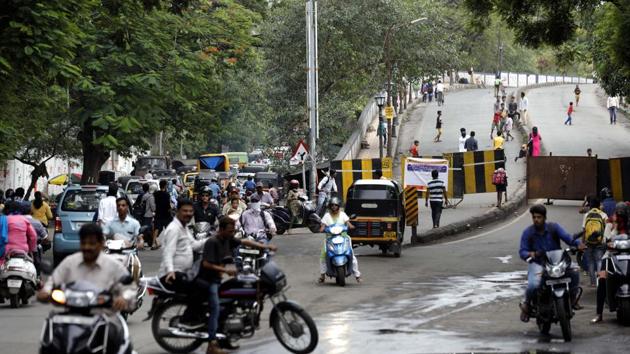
[132,193,146,219]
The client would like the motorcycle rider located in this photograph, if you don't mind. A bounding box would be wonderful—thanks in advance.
[592,202,629,323]
[240,196,277,240]
[158,198,207,329]
[318,197,362,283]
[0,201,37,267]
[518,204,584,322]
[317,170,338,214]
[199,216,277,354]
[222,188,247,216]
[103,197,143,248]
[36,223,136,353]
[194,187,221,227]
[254,182,275,206]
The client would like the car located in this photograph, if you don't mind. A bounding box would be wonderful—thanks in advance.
[124,178,159,205]
[52,185,128,267]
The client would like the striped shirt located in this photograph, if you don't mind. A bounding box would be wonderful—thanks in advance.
[427,179,445,202]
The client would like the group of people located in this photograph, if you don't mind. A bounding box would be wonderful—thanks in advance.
[518,187,630,325]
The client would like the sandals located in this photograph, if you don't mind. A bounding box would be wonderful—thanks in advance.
[317,275,325,283]
[591,315,603,324]
[356,277,362,284]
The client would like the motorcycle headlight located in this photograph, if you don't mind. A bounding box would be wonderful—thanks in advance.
[547,262,568,278]
[51,289,66,305]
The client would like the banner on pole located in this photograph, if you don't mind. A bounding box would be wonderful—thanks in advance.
[403,157,449,191]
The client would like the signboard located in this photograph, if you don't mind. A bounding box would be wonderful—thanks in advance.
[384,105,395,120]
[289,140,309,166]
[403,157,449,191]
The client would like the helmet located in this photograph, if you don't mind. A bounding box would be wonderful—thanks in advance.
[600,187,612,199]
[328,197,341,208]
[200,186,212,196]
[290,179,299,188]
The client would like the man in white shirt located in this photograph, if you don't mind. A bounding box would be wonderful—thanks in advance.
[435,80,445,104]
[520,91,529,125]
[607,96,619,124]
[97,183,118,226]
[317,170,338,213]
[458,128,469,152]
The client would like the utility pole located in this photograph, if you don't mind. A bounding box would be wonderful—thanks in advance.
[306,0,319,199]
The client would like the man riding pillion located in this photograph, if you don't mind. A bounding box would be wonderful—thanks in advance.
[37,223,137,353]
[199,216,277,354]
[317,169,338,214]
[518,204,585,322]
[318,197,362,283]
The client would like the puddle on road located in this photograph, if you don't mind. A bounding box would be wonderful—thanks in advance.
[242,271,530,353]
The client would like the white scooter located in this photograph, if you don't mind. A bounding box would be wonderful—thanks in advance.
[0,250,38,308]
[104,237,145,319]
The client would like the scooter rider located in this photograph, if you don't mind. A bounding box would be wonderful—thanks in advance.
[0,201,37,267]
[318,197,362,283]
[103,197,143,248]
[194,187,221,227]
[518,204,584,322]
[199,216,277,354]
[317,170,338,214]
[36,223,136,353]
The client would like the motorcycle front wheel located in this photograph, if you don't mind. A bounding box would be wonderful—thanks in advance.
[335,266,346,287]
[271,302,318,354]
[555,297,572,342]
[616,298,630,326]
[151,301,204,354]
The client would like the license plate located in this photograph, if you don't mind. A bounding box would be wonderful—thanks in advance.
[384,231,397,238]
[7,279,22,288]
[545,278,570,286]
[239,248,260,255]
[617,255,630,260]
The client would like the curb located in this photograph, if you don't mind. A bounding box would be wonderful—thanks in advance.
[406,82,570,245]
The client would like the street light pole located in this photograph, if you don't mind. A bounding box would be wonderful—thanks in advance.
[306,0,318,199]
[374,94,386,159]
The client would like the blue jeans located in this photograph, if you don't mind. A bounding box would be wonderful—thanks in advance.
[564,115,572,124]
[584,246,605,285]
[525,262,580,303]
[609,107,617,123]
[207,282,220,340]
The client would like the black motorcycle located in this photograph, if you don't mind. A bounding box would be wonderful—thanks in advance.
[605,238,630,325]
[40,280,134,354]
[270,196,321,234]
[143,261,318,354]
[528,248,580,342]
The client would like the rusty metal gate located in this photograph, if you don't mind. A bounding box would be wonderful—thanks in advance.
[527,156,597,200]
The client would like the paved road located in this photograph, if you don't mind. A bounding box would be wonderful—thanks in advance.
[3,84,630,354]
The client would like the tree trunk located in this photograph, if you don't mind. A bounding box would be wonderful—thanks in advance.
[79,123,110,185]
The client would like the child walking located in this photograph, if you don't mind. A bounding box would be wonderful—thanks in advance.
[434,110,443,142]
[564,102,574,125]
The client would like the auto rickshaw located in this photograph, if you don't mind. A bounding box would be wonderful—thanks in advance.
[344,179,405,257]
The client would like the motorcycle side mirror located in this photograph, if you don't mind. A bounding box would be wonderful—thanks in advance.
[39,260,54,275]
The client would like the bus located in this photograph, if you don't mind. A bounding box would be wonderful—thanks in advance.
[197,154,230,172]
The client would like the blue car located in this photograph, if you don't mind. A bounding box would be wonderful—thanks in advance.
[52,185,128,267]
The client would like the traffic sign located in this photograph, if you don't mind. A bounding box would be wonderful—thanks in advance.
[289,139,309,165]
[384,105,394,120]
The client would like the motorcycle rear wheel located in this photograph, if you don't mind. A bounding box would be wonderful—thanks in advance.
[151,301,204,354]
[616,298,630,326]
[555,298,572,342]
[335,266,346,287]
[9,294,19,308]
[271,302,319,354]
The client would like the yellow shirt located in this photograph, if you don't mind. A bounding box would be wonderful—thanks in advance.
[31,202,53,226]
[493,136,505,150]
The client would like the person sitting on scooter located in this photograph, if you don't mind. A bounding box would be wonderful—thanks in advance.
[103,197,143,249]
[0,201,37,267]
[199,216,277,354]
[518,204,584,322]
[37,223,136,353]
[592,202,629,323]
[240,196,276,240]
[318,197,362,284]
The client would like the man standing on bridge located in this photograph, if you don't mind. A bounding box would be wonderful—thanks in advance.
[425,170,449,229]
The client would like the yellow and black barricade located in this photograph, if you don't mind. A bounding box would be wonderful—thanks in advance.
[450,149,506,194]
[330,157,393,201]
[597,157,630,202]
[404,186,419,226]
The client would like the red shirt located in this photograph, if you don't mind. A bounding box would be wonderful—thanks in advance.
[410,144,419,157]
[567,105,573,115]
[493,112,501,124]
